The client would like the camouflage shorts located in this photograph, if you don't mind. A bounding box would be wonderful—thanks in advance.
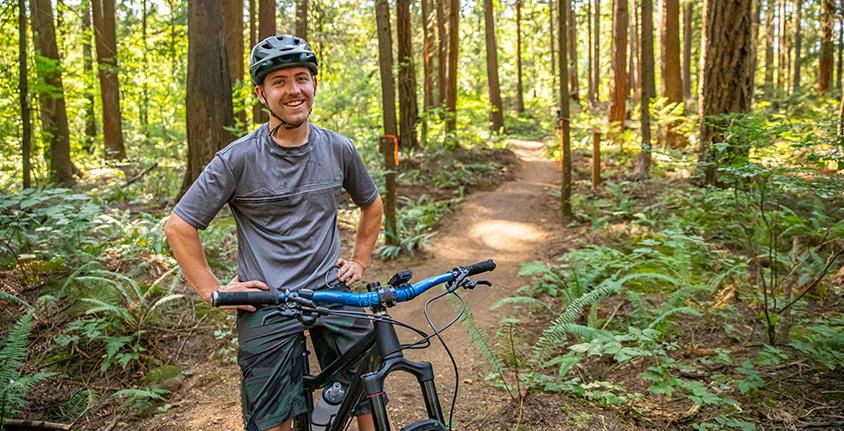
[236,285,374,431]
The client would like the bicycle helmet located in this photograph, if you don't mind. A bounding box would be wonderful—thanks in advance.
[249,35,319,85]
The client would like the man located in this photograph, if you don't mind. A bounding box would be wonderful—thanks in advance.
[164,35,383,431]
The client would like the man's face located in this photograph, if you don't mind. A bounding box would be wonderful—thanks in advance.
[256,66,317,128]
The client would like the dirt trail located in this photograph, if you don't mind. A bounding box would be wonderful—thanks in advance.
[139,140,567,431]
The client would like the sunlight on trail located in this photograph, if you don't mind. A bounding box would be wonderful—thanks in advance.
[469,220,544,252]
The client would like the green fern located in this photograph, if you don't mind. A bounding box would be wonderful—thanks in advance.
[0,310,55,419]
[490,296,551,311]
[0,291,30,309]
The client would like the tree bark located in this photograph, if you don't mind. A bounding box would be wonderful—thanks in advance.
[558,0,572,219]
[250,0,260,125]
[483,0,505,132]
[587,0,595,107]
[608,0,629,127]
[224,0,245,125]
[764,0,775,94]
[92,0,126,160]
[436,0,447,107]
[566,0,580,101]
[20,0,32,188]
[819,0,834,93]
[792,0,801,92]
[30,0,74,186]
[422,0,435,110]
[683,0,692,100]
[397,0,419,148]
[777,0,786,92]
[259,0,275,39]
[550,0,556,85]
[80,0,97,151]
[697,0,754,185]
[181,0,235,195]
[750,0,761,101]
[515,0,525,113]
[838,11,843,90]
[594,0,601,103]
[296,0,308,38]
[629,0,639,102]
[375,0,398,245]
[634,0,654,179]
[444,0,459,136]
[661,0,682,103]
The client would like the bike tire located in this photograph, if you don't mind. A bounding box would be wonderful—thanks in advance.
[400,419,448,431]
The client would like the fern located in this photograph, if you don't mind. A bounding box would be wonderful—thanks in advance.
[0,310,55,419]
[490,296,551,311]
[0,291,30,309]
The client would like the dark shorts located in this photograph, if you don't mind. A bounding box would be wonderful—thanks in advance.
[236,287,374,431]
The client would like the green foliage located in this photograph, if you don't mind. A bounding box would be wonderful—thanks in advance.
[0,310,55,420]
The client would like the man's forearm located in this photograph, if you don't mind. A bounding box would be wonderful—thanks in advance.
[351,195,384,269]
[164,213,220,302]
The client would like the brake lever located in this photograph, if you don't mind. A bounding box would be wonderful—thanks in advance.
[464,279,491,290]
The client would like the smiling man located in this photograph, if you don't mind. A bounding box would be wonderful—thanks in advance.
[164,35,383,431]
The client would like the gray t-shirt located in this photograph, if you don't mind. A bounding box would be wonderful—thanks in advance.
[174,123,379,291]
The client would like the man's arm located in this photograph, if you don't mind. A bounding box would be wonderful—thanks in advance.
[164,213,267,311]
[337,195,384,286]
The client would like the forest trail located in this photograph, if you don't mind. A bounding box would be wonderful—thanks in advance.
[139,140,571,430]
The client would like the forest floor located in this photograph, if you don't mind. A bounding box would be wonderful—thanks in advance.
[130,139,632,431]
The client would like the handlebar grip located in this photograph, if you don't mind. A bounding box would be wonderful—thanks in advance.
[212,290,282,307]
[464,259,496,276]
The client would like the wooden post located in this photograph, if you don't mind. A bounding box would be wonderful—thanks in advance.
[592,130,602,189]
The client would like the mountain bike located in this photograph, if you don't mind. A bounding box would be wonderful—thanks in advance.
[212,259,497,431]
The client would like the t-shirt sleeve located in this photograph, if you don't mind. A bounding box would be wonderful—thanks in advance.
[173,155,236,229]
[342,141,379,207]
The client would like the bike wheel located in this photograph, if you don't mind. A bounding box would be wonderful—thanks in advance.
[400,418,448,431]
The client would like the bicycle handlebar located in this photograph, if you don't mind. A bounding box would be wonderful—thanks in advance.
[211,259,496,308]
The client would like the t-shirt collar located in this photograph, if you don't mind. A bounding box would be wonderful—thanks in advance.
[263,123,315,158]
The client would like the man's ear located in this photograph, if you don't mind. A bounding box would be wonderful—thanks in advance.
[255,85,266,104]
[313,77,318,95]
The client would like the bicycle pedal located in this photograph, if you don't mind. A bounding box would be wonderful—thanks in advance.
[400,418,447,431]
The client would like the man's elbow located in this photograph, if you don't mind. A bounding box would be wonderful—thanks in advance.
[164,213,194,243]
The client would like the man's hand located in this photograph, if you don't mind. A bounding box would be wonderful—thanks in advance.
[214,276,270,312]
[336,258,365,287]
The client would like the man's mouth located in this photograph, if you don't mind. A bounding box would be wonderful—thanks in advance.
[283,100,305,108]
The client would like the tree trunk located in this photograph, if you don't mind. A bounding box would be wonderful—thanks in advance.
[444,0,459,136]
[608,0,629,127]
[838,12,843,90]
[558,0,572,219]
[777,0,786,92]
[792,0,801,92]
[141,0,149,129]
[224,0,245,125]
[594,0,601,103]
[181,0,235,195]
[436,0,447,107]
[661,0,682,103]
[697,0,754,185]
[483,0,505,132]
[819,0,834,93]
[683,0,693,100]
[397,0,419,148]
[250,0,260,125]
[92,0,126,160]
[30,0,74,186]
[566,0,580,102]
[630,0,639,102]
[515,0,525,113]
[750,0,761,101]
[587,0,595,108]
[550,0,556,88]
[81,0,97,151]
[375,0,398,245]
[296,0,308,38]
[422,0,435,110]
[259,0,275,38]
[634,0,654,179]
[20,0,32,188]
[764,0,775,94]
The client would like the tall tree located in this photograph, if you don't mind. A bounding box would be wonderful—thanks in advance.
[444,0,459,135]
[224,0,245,125]
[750,0,761,101]
[587,0,595,107]
[92,0,126,159]
[141,0,149,129]
[764,0,775,93]
[550,0,556,86]
[515,0,525,113]
[683,0,693,100]
[422,0,435,109]
[436,0,447,107]
[558,0,572,218]
[375,0,398,245]
[608,0,629,127]
[181,0,235,195]
[566,0,579,101]
[259,0,275,39]
[250,0,260,125]
[483,0,505,132]
[397,0,419,148]
[792,0,801,92]
[697,0,754,185]
[594,0,601,103]
[661,0,682,103]
[819,0,834,93]
[30,0,74,186]
[777,0,787,92]
[629,0,639,102]
[296,0,308,38]
[20,0,32,188]
[634,0,654,178]
[80,0,97,150]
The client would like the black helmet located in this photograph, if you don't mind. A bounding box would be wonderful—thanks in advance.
[249,35,318,85]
